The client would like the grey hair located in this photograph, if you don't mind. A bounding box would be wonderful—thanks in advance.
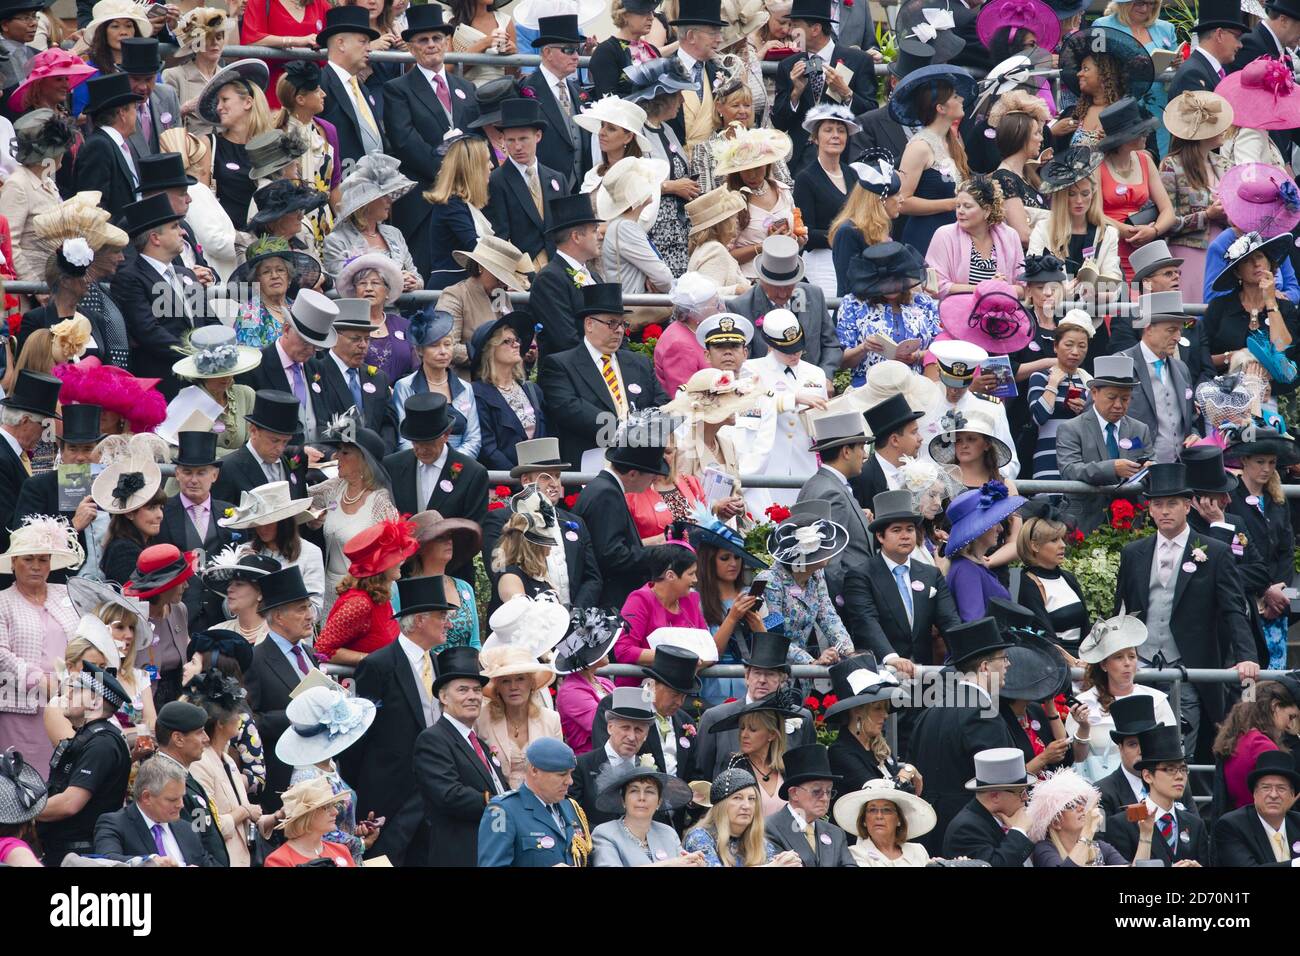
[0,408,41,428]
[133,755,188,801]
[398,612,428,636]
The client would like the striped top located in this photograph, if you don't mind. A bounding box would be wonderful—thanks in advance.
[1026,369,1092,480]
[968,244,998,284]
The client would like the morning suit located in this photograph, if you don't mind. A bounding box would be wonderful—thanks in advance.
[569,746,667,829]
[153,494,234,633]
[841,554,962,663]
[383,446,487,580]
[1106,802,1208,864]
[727,283,843,380]
[318,61,388,165]
[942,798,1034,867]
[1096,763,1146,818]
[414,715,510,866]
[571,469,651,608]
[245,341,333,432]
[484,158,567,263]
[127,83,182,157]
[1123,344,1196,461]
[72,126,138,220]
[210,445,311,506]
[480,505,603,608]
[1054,412,1152,533]
[307,352,398,452]
[1167,48,1224,99]
[693,698,818,781]
[588,697,695,781]
[796,465,874,599]
[1210,806,1300,866]
[532,255,604,357]
[243,634,308,811]
[765,804,857,867]
[772,45,877,172]
[520,68,583,191]
[0,431,32,555]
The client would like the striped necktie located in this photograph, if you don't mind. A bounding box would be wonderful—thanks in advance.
[601,354,626,416]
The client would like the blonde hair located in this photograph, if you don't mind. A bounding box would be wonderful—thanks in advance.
[829,185,892,248]
[17,330,55,375]
[1045,175,1105,262]
[478,325,524,388]
[1016,515,1068,566]
[687,218,738,254]
[688,788,770,866]
[848,702,893,764]
[219,80,273,140]
[159,127,210,178]
[95,603,142,681]
[713,84,753,127]
[739,710,786,773]
[64,636,103,670]
[1105,0,1160,27]
[491,514,551,580]
[425,136,491,208]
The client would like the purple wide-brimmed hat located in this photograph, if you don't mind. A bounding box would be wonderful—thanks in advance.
[976,0,1061,52]
[1220,163,1300,238]
[945,481,1027,555]
[938,279,1035,354]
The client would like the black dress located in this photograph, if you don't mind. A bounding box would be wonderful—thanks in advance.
[214,136,255,231]
[1202,294,1300,394]
[587,36,659,98]
[828,727,902,795]
[991,168,1044,216]
[1001,701,1073,772]
[488,563,553,615]
[792,159,852,251]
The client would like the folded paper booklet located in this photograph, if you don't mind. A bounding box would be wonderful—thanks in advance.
[362,856,393,867]
[58,464,93,512]
[865,332,921,360]
[700,466,737,506]
[979,354,1018,400]
[1120,464,1150,487]
[826,62,855,102]
[1149,49,1180,73]
[290,666,341,699]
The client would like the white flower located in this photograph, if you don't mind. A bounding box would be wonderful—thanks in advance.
[1227,232,1259,261]
[912,7,954,42]
[637,754,656,769]
[62,237,94,268]
[785,717,803,735]
[1192,547,1207,563]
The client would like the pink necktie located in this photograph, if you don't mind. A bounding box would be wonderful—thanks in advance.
[188,503,207,539]
[290,644,311,676]
[433,73,452,115]
[467,730,493,775]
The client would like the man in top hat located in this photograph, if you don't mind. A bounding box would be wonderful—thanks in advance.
[1212,750,1300,866]
[941,747,1035,866]
[539,283,669,472]
[765,743,857,866]
[772,0,877,172]
[570,685,658,828]
[383,4,479,280]
[852,393,925,509]
[668,0,727,145]
[72,72,143,219]
[110,193,218,400]
[479,737,591,867]
[842,490,962,675]
[0,370,61,554]
[572,415,672,608]
[521,14,585,191]
[317,5,387,165]
[532,193,607,358]
[695,311,754,374]
[244,289,339,443]
[796,410,874,599]
[341,575,460,866]
[1104,726,1207,865]
[729,236,843,380]
[150,699,230,867]
[154,431,234,633]
[1233,0,1300,76]
[479,437,603,607]
[121,38,181,158]
[908,617,1020,850]
[918,340,1021,479]
[484,97,568,269]
[693,632,818,779]
[1111,242,1213,389]
[590,646,700,782]
[308,298,399,451]
[131,151,211,279]
[211,390,313,505]
[244,565,323,811]
[413,645,511,866]
[1093,695,1164,816]
[1114,462,1258,762]
[383,393,488,581]
[14,403,102,581]
[1053,355,1152,534]
[1168,0,1245,98]
[851,39,933,174]
[1120,292,1198,464]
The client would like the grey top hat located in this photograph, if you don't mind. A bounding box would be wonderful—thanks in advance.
[1090,354,1140,389]
[808,410,868,453]
[1129,239,1183,283]
[605,685,654,722]
[867,489,922,534]
[510,436,571,479]
[754,234,805,286]
[965,747,1035,790]
[1132,291,1190,330]
[333,298,378,331]
[289,288,339,348]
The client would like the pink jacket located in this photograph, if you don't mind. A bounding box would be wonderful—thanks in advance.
[925,222,1025,298]
[556,672,614,754]
[653,320,709,397]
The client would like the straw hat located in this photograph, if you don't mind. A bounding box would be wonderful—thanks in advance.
[1163,90,1233,142]
[480,644,557,695]
[275,686,376,767]
[721,0,769,46]
[33,192,129,259]
[711,127,792,177]
[85,0,153,46]
[174,6,227,54]
[574,94,651,152]
[91,454,162,514]
[451,236,531,293]
[832,778,936,840]
[663,367,766,424]
[0,515,84,574]
[685,186,747,235]
[218,481,320,529]
[275,775,349,831]
[337,152,417,221]
[596,156,670,219]
[843,359,942,415]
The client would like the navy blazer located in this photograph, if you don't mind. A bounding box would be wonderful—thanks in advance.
[425,197,479,290]
[472,379,546,471]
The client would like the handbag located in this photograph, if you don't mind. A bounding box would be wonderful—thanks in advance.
[1124,201,1158,227]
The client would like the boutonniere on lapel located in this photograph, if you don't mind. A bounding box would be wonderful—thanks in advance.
[1182,539,1207,574]
[1232,532,1248,556]
[311,371,322,394]
[488,744,503,767]
[223,507,235,519]
[449,461,464,482]
[785,716,803,734]
[678,723,697,749]
[576,89,591,106]
[563,265,590,288]
[289,454,303,469]
[520,86,537,99]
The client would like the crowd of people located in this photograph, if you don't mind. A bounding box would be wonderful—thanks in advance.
[0,0,1299,870]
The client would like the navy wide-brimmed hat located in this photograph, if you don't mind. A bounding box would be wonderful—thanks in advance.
[888,64,976,128]
[468,311,537,370]
[687,506,769,570]
[1095,97,1161,153]
[623,57,696,102]
[1058,26,1154,99]
[1209,230,1293,292]
[848,241,926,299]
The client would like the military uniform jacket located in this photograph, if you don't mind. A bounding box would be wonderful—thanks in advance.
[478,781,589,867]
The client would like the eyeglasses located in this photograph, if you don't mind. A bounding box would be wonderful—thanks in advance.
[552,45,580,55]
[589,317,630,332]
[1155,764,1189,776]
[864,805,898,816]
[497,336,521,348]
[1256,784,1294,795]
[795,786,833,800]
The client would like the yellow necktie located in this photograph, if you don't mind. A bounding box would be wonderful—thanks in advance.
[1272,831,1288,863]
[805,824,817,852]
[19,452,32,477]
[526,165,544,217]
[420,653,434,698]
[654,713,671,740]
[348,74,380,137]
[601,354,627,417]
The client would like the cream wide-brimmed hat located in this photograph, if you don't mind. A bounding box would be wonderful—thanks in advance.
[596,156,670,220]
[480,644,557,696]
[482,593,571,658]
[832,778,937,840]
[721,0,769,46]
[219,481,321,529]
[841,359,942,416]
[451,236,532,293]
[335,251,403,306]
[711,127,792,177]
[275,775,350,830]
[172,325,263,380]
[574,94,652,152]
[1078,614,1148,664]
[1163,90,1233,142]
[0,515,84,573]
[663,367,766,424]
[686,186,747,235]
[91,454,162,515]
[85,0,153,46]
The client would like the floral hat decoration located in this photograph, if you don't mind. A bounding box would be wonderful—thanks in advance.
[944,480,1027,555]
[767,499,850,570]
[343,517,419,579]
[0,515,85,573]
[553,607,626,675]
[275,687,377,779]
[50,315,93,364]
[174,6,227,55]
[663,367,766,425]
[711,127,793,177]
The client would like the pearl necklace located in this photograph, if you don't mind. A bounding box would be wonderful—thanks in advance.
[749,180,770,198]
[341,484,366,505]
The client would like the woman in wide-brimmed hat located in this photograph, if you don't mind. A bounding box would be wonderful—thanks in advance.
[1026,768,1129,866]
[405,509,483,651]
[1216,57,1300,171]
[335,252,418,384]
[1159,91,1234,296]
[263,774,357,867]
[476,640,563,789]
[321,152,421,288]
[577,94,652,195]
[830,150,903,296]
[1094,97,1177,279]
[10,47,95,115]
[762,500,854,667]
[228,235,321,348]
[201,547,281,647]
[598,155,676,298]
[794,102,861,296]
[93,448,166,586]
[822,655,912,796]
[1092,0,1177,153]
[1029,147,1122,285]
[712,127,801,280]
[681,766,801,867]
[440,237,531,373]
[219,481,327,619]
[591,758,705,867]
[76,0,152,77]
[836,241,938,387]
[1,110,76,283]
[937,276,1036,356]
[193,57,272,231]
[685,186,751,296]
[316,517,416,666]
[833,778,935,867]
[944,480,1027,621]
[1056,26,1153,151]
[169,325,261,456]
[553,607,626,753]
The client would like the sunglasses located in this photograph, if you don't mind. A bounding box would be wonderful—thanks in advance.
[552,45,580,55]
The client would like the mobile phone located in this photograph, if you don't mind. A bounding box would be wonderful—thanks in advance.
[1125,802,1150,823]
[748,578,769,599]
[1066,386,1082,402]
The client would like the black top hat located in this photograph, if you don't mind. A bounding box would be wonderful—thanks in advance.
[778,743,841,799]
[1108,695,1160,743]
[670,0,725,26]
[891,38,935,78]
[2,370,61,420]
[864,393,924,446]
[1133,725,1185,770]
[548,193,603,236]
[1178,445,1238,495]
[246,389,300,435]
[577,283,631,317]
[497,97,546,131]
[710,686,804,732]
[946,616,1015,668]
[0,0,49,17]
[432,645,488,693]
[120,193,183,239]
[741,631,791,671]
[257,564,312,613]
[59,403,104,445]
[986,596,1041,634]
[1247,749,1300,792]
[1265,0,1300,18]
[1194,0,1246,33]
[84,72,143,116]
[640,645,701,694]
[788,0,836,24]
[999,632,1071,701]
[848,241,926,299]
[317,4,380,45]
[1020,253,1068,284]
[868,489,922,535]
[393,574,460,617]
[138,152,198,193]
[605,427,670,476]
[467,76,522,129]
[119,37,163,76]
[174,430,220,468]
[400,392,455,443]
[401,2,455,40]
[531,13,583,47]
[822,653,901,721]
[621,0,659,12]
[1095,97,1160,153]
[1142,462,1193,499]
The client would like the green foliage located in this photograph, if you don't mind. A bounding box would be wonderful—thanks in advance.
[832,367,853,396]
[744,520,775,558]
[875,24,897,108]
[1060,518,1155,623]
[473,553,491,630]
[1162,0,1198,45]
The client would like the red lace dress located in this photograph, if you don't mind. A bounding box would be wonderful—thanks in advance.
[316,589,398,660]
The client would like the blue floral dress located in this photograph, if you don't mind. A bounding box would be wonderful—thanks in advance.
[761,564,853,665]
[234,297,293,349]
[836,291,941,386]
[682,826,778,866]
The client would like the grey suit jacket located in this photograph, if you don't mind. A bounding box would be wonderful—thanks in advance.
[1123,344,1196,455]
[1055,412,1151,533]
[796,465,873,598]
[728,283,842,380]
[590,819,683,866]
[835,0,876,52]
[764,805,857,867]
[128,84,182,158]
[695,698,818,780]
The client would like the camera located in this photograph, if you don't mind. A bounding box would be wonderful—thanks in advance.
[805,54,824,77]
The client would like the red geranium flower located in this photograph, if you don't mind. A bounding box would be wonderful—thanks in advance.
[488,501,506,511]
[803,695,820,710]
[643,324,664,340]
[724,697,738,704]
[765,503,792,522]
[564,493,579,508]
[821,694,838,709]
[1109,499,1136,530]
[493,484,512,498]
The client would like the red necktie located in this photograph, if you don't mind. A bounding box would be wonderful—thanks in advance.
[467,730,493,775]
[1156,812,1175,848]
[432,73,452,115]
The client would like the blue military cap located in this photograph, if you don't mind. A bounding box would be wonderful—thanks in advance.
[526,737,576,772]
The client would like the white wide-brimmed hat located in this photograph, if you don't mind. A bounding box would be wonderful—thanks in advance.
[451,236,532,293]
[275,686,376,767]
[663,367,765,424]
[0,515,84,574]
[218,481,321,529]
[928,407,1013,468]
[1078,614,1148,664]
[511,0,605,30]
[73,614,121,671]
[482,593,571,658]
[91,454,162,515]
[67,577,152,666]
[172,325,263,380]
[832,778,936,840]
[800,101,863,137]
[85,0,153,46]
[596,156,670,220]
[336,152,416,222]
[844,359,942,415]
[574,94,651,152]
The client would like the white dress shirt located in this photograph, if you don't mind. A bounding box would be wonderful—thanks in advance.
[137,805,186,864]
[245,439,283,483]
[397,634,440,727]
[544,543,571,606]
[876,452,904,490]
[604,740,633,770]
[417,63,452,117]
[102,124,138,186]
[417,445,450,511]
